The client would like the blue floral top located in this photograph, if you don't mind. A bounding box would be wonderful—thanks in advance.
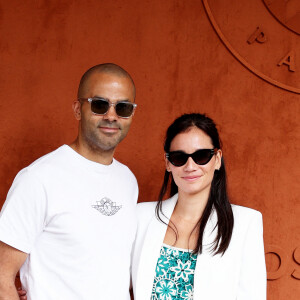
[151,244,197,300]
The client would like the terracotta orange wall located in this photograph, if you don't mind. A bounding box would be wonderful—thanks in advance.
[0,1,299,299]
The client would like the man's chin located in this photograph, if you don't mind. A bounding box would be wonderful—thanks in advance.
[95,137,122,152]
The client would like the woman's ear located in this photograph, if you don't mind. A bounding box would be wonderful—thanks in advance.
[72,100,82,121]
[215,149,222,170]
[164,154,171,172]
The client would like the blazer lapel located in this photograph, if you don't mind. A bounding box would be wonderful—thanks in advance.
[193,208,224,300]
[135,195,178,300]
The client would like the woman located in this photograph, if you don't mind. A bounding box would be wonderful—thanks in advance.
[132,113,266,299]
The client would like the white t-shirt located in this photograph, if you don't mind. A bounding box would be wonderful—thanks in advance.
[0,145,138,300]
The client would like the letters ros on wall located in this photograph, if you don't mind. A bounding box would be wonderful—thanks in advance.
[265,245,300,281]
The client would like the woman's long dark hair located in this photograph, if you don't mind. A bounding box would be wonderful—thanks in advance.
[155,113,234,256]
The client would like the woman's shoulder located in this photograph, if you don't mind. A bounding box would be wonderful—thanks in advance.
[231,204,263,226]
[137,196,177,220]
[137,200,158,208]
[136,201,157,221]
[232,204,262,216]
[137,200,157,211]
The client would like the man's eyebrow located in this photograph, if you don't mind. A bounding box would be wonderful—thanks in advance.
[92,96,130,103]
[92,95,107,100]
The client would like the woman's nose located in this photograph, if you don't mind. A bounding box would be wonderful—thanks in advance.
[183,157,197,171]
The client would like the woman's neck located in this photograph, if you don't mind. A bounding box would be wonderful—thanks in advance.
[174,189,210,222]
[163,190,210,249]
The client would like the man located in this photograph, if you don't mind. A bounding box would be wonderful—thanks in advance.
[0,63,138,299]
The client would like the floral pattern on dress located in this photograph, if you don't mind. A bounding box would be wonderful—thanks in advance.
[151,245,197,300]
[180,284,194,300]
[170,260,193,282]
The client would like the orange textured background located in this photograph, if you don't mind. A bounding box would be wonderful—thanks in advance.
[0,1,299,299]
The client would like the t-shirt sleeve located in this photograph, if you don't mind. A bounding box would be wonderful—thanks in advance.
[0,169,47,253]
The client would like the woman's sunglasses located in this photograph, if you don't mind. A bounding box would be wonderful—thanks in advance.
[166,149,218,167]
[78,97,137,118]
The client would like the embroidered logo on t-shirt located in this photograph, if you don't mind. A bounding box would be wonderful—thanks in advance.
[92,197,122,216]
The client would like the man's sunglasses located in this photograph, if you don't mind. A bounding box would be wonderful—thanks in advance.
[166,149,218,167]
[78,97,137,118]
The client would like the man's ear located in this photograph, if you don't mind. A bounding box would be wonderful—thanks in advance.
[72,100,81,121]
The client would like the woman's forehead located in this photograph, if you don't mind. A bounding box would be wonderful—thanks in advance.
[170,127,213,150]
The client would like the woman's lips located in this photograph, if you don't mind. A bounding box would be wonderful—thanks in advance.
[182,175,202,181]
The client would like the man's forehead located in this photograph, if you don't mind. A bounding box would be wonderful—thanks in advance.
[88,72,131,87]
[85,72,135,99]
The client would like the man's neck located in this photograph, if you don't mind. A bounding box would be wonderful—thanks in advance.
[69,139,115,165]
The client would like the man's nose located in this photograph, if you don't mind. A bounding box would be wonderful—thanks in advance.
[103,105,118,121]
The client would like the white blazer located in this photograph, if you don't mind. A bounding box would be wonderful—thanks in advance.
[132,194,266,300]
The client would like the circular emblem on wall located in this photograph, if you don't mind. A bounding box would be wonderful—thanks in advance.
[263,0,300,35]
[203,0,300,94]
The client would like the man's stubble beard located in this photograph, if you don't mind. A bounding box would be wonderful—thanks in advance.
[81,120,128,153]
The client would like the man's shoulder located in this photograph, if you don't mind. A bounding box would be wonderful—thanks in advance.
[112,159,137,181]
[26,145,67,170]
[14,146,66,180]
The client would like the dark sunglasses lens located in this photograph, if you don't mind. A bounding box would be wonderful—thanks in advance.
[116,102,134,118]
[168,152,188,166]
[91,99,109,114]
[193,150,213,165]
